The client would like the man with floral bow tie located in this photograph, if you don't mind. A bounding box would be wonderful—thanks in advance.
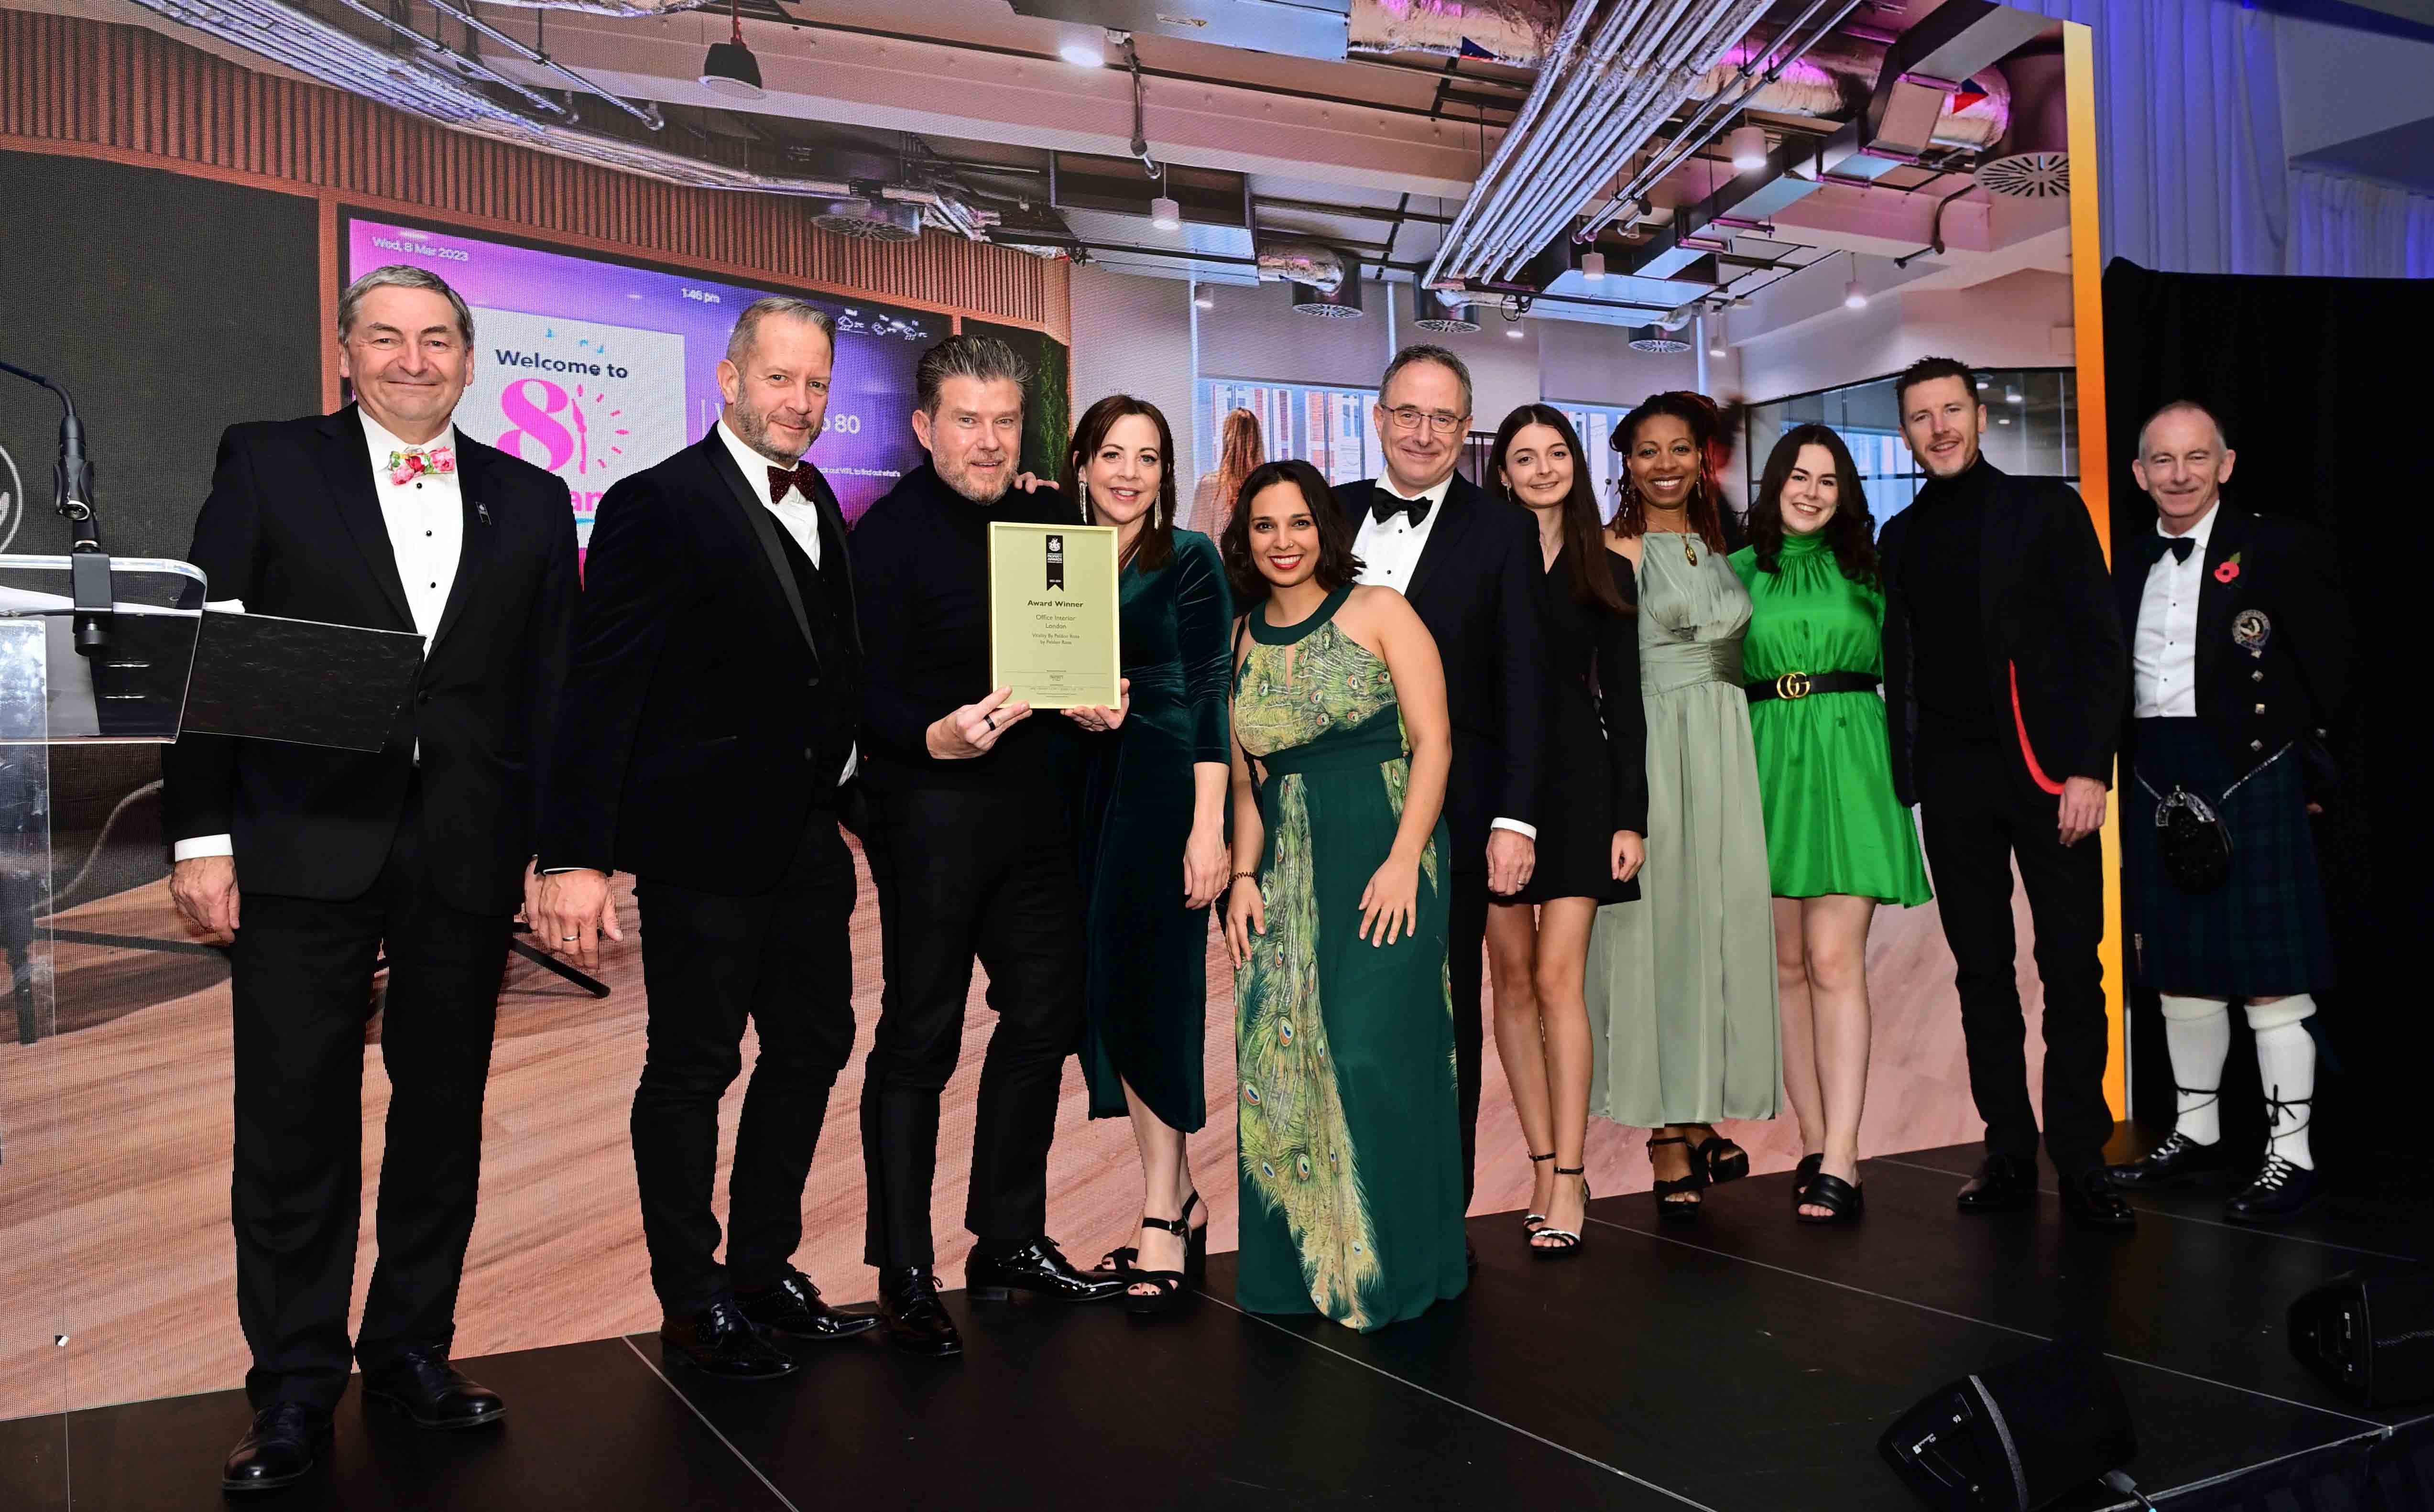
[164,265,578,1493]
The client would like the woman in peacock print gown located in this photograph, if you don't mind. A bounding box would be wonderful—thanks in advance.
[1220,458,1468,1332]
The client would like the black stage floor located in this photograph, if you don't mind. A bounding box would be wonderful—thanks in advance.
[10,1140,2434,1511]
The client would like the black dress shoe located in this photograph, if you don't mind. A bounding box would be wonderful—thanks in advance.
[1955,1155,2037,1214]
[877,1267,963,1358]
[2105,1130,2229,1189]
[659,1299,798,1380]
[2226,1154,2325,1224]
[360,1346,506,1430]
[964,1237,1126,1303]
[2058,1169,2137,1231]
[738,1269,881,1341]
[222,1402,330,1492]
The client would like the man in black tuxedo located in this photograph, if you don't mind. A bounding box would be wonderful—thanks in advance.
[534,298,880,1379]
[164,267,578,1491]
[851,335,1127,1359]
[2103,401,2350,1222]
[1878,355,2133,1231]
[1331,345,1549,1215]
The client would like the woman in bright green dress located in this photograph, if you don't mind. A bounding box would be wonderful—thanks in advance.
[1220,458,1467,1332]
[1729,424,1931,1225]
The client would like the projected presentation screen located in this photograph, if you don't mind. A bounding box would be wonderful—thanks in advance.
[342,212,946,541]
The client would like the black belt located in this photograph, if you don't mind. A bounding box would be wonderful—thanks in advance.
[1746,670,1878,704]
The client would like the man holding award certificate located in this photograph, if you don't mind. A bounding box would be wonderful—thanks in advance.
[851,335,1130,1358]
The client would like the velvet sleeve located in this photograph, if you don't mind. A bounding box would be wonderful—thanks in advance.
[1175,534,1235,764]
[160,424,267,846]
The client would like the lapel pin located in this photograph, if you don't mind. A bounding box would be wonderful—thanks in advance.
[2233,609,2271,658]
[477,502,491,526]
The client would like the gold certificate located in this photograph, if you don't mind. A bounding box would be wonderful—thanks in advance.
[987,520,1121,709]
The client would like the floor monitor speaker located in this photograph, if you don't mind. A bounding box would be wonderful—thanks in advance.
[1879,1340,2137,1510]
[2289,1265,2434,1409]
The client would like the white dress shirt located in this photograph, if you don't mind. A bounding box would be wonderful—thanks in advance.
[1352,472,1534,842]
[2132,500,2218,719]
[715,418,855,784]
[174,410,464,862]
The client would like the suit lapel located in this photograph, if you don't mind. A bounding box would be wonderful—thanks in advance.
[319,406,415,632]
[1403,475,1478,605]
[705,433,818,655]
[426,435,490,657]
[807,468,860,656]
[2194,506,2245,695]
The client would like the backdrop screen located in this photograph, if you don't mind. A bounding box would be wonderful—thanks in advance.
[342,212,945,535]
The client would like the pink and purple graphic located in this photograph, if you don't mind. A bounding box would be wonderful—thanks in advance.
[344,214,943,540]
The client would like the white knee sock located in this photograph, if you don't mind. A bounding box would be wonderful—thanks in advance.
[2247,996,2318,1170]
[2159,994,2231,1145]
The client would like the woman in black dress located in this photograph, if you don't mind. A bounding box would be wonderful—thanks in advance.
[1482,405,1646,1257]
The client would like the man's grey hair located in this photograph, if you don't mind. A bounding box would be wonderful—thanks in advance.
[1379,343,1473,416]
[726,296,838,366]
[2137,398,2230,456]
[338,264,475,345]
[915,334,1031,415]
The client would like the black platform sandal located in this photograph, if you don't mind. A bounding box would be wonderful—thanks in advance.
[1522,1151,1557,1237]
[1792,1153,1823,1210]
[1124,1211,1197,1316]
[1686,1129,1751,1186]
[1530,1166,1590,1260]
[1106,1189,1202,1277]
[1797,1171,1865,1225]
[1649,1135,1706,1223]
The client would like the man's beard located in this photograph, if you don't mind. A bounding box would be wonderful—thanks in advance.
[938,452,1012,504]
[734,400,808,465]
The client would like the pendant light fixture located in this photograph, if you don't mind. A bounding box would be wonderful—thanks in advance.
[699,0,762,99]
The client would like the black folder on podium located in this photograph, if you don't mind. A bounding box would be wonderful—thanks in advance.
[180,608,425,751]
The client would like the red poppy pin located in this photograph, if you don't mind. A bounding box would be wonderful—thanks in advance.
[2214,552,2241,585]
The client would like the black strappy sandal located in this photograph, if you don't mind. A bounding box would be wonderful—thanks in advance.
[1797,1170,1865,1225]
[1106,1190,1203,1277]
[1530,1166,1590,1260]
[1792,1153,1824,1211]
[1124,1209,1198,1316]
[1522,1151,1557,1238]
[1649,1135,1706,1224]
[1686,1128,1751,1186]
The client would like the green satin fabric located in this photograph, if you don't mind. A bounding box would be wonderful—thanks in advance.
[1730,531,1931,906]
[1585,534,1782,1129]
[1075,531,1235,1131]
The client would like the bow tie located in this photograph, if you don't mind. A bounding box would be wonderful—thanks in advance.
[386,446,456,487]
[1372,490,1434,528]
[767,461,820,506]
[2143,534,2196,567]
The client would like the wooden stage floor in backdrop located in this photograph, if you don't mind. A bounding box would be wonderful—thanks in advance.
[0,837,2042,1418]
[5,1144,2431,1512]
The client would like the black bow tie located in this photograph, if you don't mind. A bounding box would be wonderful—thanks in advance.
[2143,534,2196,567]
[1372,490,1434,528]
[767,462,819,506]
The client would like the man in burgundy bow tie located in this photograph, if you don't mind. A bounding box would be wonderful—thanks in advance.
[535,297,880,1381]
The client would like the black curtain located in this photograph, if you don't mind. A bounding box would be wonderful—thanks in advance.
[2101,259,2434,1188]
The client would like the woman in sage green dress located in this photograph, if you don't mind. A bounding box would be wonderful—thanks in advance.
[1221,458,1467,1332]
[1059,396,1233,1310]
[1730,424,1930,1224]
[1586,392,1780,1221]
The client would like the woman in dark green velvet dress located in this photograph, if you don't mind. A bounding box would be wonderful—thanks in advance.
[1062,395,1234,1310]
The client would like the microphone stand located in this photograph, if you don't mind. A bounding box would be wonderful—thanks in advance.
[0,359,111,653]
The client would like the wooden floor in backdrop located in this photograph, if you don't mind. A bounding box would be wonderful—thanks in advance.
[0,838,2048,1417]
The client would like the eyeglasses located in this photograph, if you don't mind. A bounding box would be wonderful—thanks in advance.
[1383,405,1468,435]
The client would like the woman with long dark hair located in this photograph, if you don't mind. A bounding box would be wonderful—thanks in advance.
[1220,460,1467,1330]
[1585,392,1780,1220]
[1062,394,1233,1311]
[1480,405,1645,1258]
[1731,424,1930,1223]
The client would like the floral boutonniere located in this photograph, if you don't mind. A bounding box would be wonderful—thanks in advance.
[2213,551,2241,585]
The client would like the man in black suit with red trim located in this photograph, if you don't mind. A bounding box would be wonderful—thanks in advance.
[1878,355,2134,1231]
[164,267,579,1491]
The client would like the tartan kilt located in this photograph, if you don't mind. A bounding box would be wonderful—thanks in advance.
[2126,717,2333,998]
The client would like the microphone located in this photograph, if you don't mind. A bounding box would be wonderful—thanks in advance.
[0,357,111,653]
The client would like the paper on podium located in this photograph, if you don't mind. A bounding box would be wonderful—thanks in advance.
[182,608,426,751]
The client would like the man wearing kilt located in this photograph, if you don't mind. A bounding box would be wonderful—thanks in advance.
[2105,401,2352,1222]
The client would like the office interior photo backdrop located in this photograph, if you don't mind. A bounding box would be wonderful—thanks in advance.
[0,10,2095,1420]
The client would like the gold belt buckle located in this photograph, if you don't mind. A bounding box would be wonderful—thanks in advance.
[1777,671,1812,700]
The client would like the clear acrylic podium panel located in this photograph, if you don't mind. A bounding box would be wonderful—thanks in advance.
[0,557,206,1472]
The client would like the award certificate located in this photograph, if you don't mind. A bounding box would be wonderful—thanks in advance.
[987,521,1121,709]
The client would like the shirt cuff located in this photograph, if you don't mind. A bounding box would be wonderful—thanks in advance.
[1489,817,1537,841]
[173,835,234,861]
